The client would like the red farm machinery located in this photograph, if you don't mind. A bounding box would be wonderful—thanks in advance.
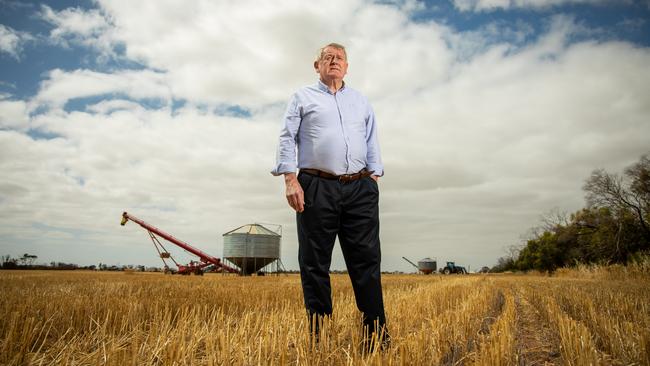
[120,212,239,275]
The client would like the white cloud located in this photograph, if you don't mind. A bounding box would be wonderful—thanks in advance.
[453,0,626,11]
[95,1,359,106]
[376,0,426,13]
[92,0,454,108]
[0,104,282,265]
[0,98,29,130]
[0,25,21,57]
[39,4,117,60]
[85,99,146,114]
[2,1,650,272]
[0,24,33,59]
[32,68,171,110]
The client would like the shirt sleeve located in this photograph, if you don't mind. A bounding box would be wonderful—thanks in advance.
[271,93,301,176]
[365,101,384,176]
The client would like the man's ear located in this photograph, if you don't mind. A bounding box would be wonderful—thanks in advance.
[313,61,319,72]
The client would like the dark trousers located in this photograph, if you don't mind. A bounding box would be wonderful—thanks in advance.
[297,172,386,336]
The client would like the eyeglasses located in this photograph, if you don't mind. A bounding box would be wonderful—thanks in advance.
[321,53,346,63]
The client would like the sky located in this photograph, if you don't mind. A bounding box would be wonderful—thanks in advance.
[1,0,649,273]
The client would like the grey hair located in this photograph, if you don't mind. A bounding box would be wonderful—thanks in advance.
[315,43,347,62]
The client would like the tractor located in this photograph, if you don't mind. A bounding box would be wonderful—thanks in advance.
[440,261,468,274]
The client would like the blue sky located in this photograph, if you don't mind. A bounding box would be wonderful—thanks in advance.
[1,0,649,271]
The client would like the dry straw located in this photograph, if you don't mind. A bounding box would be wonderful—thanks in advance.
[0,267,648,365]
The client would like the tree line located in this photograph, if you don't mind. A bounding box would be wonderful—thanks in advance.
[493,153,650,272]
[0,255,153,271]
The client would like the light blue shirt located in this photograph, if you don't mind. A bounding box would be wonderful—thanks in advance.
[272,80,383,176]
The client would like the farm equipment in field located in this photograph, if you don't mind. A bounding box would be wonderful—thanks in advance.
[402,256,437,274]
[120,212,239,275]
[402,257,419,271]
[440,261,468,274]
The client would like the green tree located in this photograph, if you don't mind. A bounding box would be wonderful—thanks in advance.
[516,231,563,271]
[500,153,650,272]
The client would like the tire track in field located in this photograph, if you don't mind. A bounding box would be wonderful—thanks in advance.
[514,289,561,366]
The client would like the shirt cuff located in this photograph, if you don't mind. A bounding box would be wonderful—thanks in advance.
[271,162,297,176]
[367,164,384,177]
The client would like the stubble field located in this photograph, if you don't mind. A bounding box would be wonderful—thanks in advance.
[1,267,649,365]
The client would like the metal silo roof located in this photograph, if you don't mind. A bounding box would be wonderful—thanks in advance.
[222,224,281,236]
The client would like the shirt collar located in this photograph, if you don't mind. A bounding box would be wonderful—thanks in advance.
[317,79,346,94]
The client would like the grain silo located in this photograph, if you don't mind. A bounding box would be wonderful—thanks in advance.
[222,224,282,275]
[417,258,437,274]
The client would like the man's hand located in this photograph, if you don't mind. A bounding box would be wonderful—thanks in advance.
[284,173,305,212]
[371,175,379,182]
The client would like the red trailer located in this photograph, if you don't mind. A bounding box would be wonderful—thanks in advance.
[120,212,239,275]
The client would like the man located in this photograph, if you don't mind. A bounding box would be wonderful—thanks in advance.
[271,42,388,350]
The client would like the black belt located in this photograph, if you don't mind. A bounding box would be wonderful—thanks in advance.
[301,168,374,183]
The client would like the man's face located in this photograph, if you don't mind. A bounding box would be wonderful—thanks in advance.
[315,46,348,83]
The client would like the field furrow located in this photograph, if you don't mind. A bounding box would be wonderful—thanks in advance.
[467,288,515,366]
[513,286,561,366]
